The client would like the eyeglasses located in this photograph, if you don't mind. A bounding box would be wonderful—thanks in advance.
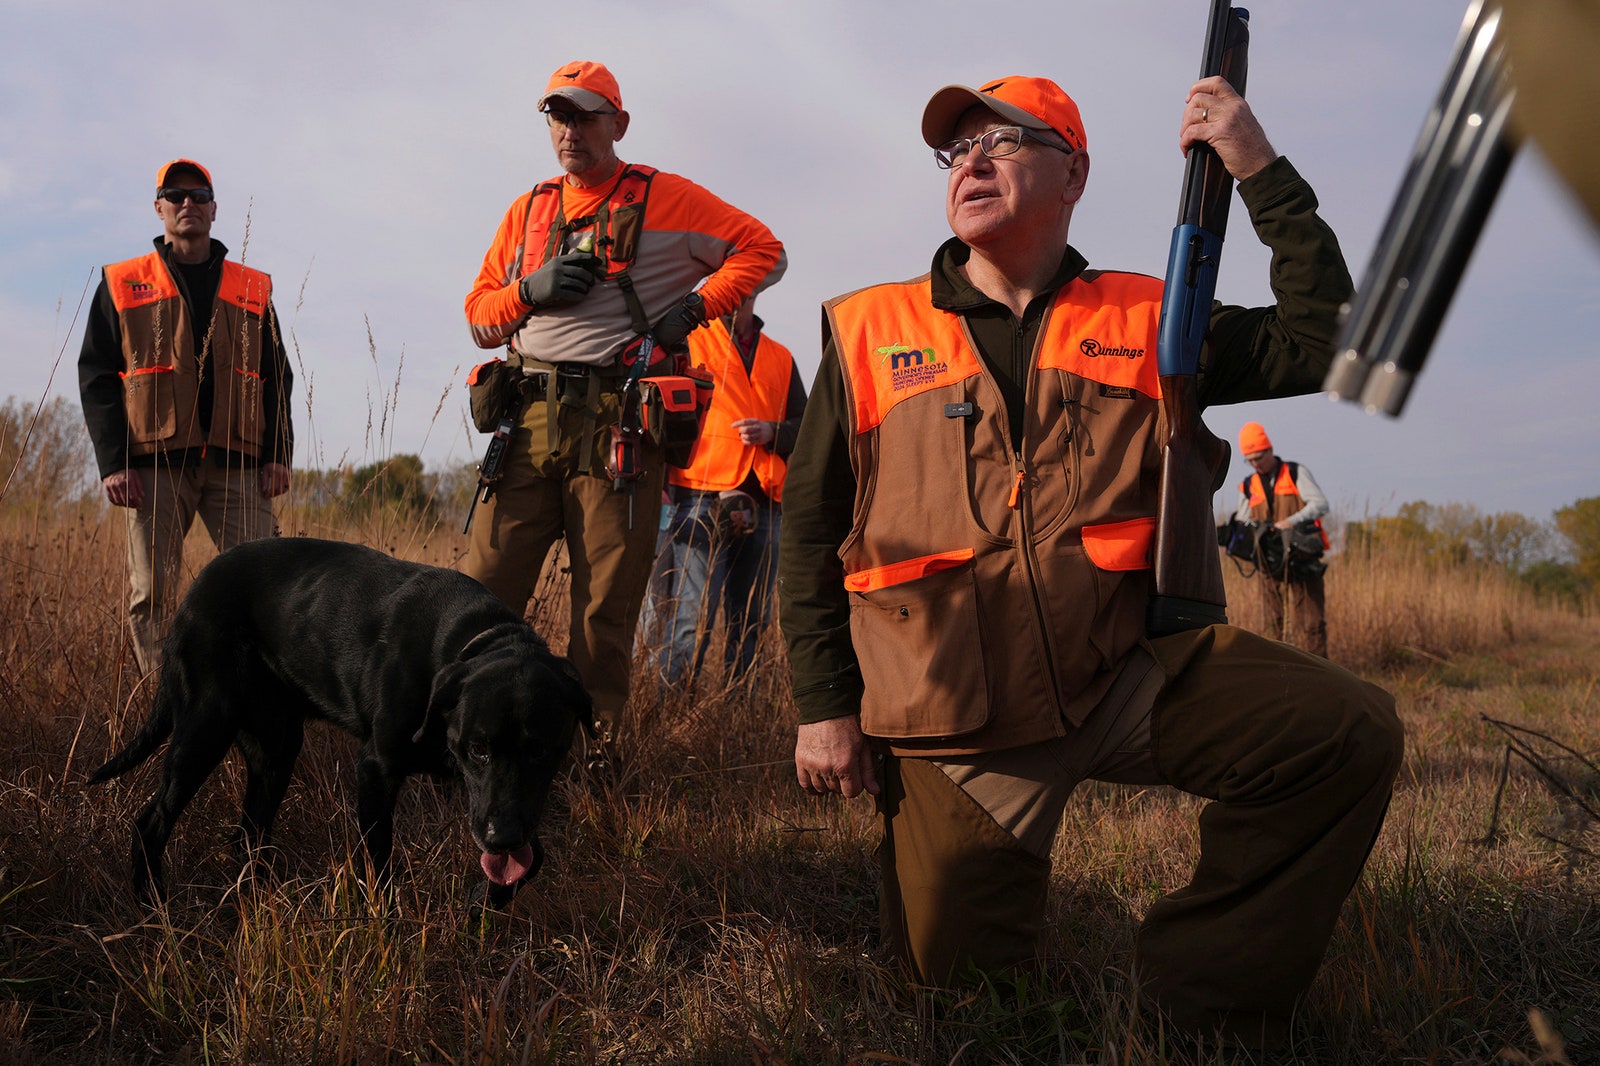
[934,126,1073,169]
[543,108,616,130]
[158,187,214,205]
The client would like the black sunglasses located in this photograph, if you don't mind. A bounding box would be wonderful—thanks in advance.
[158,187,214,205]
[542,108,615,129]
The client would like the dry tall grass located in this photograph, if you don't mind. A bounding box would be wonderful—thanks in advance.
[1,492,1595,1064]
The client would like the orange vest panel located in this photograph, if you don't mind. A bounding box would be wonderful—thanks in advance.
[670,320,794,499]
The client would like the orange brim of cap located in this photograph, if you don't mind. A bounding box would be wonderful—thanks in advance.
[157,157,213,188]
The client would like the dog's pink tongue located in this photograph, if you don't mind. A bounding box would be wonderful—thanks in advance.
[480,845,535,886]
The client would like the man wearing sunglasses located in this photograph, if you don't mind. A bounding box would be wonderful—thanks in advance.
[463,61,784,766]
[779,75,1402,1049]
[79,158,293,675]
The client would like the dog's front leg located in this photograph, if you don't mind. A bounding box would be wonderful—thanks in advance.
[354,754,402,890]
[234,723,306,883]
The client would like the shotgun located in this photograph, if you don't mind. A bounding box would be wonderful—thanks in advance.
[1147,0,1250,638]
[1323,0,1515,417]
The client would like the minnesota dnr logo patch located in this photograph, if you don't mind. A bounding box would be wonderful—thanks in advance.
[121,278,162,306]
[876,343,949,391]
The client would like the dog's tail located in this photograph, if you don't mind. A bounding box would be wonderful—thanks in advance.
[87,666,181,785]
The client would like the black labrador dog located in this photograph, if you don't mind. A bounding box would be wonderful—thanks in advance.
[89,537,592,906]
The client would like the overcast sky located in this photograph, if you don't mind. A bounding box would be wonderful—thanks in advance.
[4,0,1596,524]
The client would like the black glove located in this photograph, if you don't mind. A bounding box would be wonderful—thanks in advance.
[651,292,706,348]
[519,252,603,310]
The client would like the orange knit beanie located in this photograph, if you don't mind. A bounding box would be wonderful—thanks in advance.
[1238,422,1273,455]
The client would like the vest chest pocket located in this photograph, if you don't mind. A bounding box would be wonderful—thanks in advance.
[123,367,178,444]
[846,551,991,739]
[607,203,645,266]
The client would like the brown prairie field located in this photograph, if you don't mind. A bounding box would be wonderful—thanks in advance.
[0,499,1595,1066]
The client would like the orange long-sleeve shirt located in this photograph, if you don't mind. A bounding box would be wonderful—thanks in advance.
[464,162,785,366]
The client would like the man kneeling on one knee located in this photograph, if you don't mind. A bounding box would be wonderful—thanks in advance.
[777,72,1404,1049]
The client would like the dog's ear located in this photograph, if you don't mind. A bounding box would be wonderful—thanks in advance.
[414,661,465,745]
[557,657,599,739]
[417,625,518,745]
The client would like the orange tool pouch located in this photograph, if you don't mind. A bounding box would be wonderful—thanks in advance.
[639,370,713,468]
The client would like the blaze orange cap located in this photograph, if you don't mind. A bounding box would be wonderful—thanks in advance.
[1238,422,1273,455]
[921,76,1086,152]
[538,61,623,113]
[156,158,212,190]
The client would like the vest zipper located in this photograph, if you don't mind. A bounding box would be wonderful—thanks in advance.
[1011,351,1068,727]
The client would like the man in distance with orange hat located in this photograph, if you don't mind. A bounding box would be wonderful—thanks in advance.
[779,72,1401,1049]
[1232,421,1330,656]
[463,61,784,765]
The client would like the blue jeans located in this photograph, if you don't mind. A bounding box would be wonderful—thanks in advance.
[646,489,780,685]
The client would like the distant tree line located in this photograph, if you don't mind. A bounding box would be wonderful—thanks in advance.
[290,454,478,525]
[1345,499,1599,607]
[0,396,98,508]
[0,395,478,522]
[5,395,1596,608]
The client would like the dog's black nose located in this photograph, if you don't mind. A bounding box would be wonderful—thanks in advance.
[482,817,526,850]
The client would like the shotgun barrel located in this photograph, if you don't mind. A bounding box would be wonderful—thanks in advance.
[1147,0,1250,637]
[1323,0,1516,417]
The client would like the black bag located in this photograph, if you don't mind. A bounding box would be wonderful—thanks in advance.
[1217,518,1257,563]
[1221,519,1326,579]
[467,358,519,433]
[1286,521,1329,578]
[1255,524,1287,577]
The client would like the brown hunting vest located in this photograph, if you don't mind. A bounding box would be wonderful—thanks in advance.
[104,250,273,459]
[828,269,1169,753]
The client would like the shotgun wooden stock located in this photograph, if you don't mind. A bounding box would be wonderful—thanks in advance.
[1150,378,1232,634]
[1147,0,1250,637]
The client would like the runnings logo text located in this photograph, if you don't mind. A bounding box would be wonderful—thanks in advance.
[1079,338,1145,360]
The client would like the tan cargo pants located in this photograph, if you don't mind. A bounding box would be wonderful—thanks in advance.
[125,463,279,674]
[875,625,1402,1047]
[463,384,665,739]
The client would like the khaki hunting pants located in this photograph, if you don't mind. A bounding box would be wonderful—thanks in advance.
[125,463,278,675]
[463,386,666,738]
[876,625,1402,1047]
